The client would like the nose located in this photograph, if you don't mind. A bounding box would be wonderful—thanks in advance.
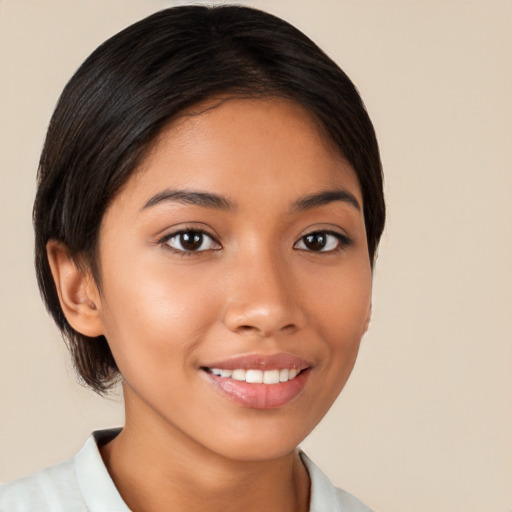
[222,251,306,338]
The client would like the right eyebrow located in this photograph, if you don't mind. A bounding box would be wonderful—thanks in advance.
[142,189,236,211]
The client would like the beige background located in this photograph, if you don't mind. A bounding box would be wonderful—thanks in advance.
[1,0,511,510]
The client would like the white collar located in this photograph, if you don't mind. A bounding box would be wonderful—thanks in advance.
[74,429,129,512]
[74,429,342,512]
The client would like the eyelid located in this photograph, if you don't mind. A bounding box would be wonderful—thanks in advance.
[158,226,222,254]
[293,228,352,252]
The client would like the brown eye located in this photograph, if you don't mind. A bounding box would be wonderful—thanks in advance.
[303,233,328,251]
[164,230,220,252]
[294,231,350,252]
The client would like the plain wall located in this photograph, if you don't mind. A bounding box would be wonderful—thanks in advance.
[1,1,510,511]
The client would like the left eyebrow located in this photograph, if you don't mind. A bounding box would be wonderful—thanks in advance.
[291,189,361,212]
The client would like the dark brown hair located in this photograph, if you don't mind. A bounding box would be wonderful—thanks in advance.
[34,5,385,394]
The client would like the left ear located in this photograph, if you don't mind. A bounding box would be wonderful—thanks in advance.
[364,302,372,334]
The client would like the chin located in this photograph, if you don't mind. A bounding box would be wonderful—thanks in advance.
[197,413,316,463]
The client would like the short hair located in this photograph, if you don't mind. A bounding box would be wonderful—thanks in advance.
[33,5,385,394]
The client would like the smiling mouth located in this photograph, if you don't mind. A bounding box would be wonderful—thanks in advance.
[204,367,303,384]
[201,363,311,409]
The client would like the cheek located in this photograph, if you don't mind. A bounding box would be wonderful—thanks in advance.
[307,258,372,339]
[98,261,220,376]
[304,259,372,390]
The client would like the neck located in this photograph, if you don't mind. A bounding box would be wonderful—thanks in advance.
[100,390,310,512]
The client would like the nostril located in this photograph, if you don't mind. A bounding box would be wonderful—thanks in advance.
[236,324,270,337]
[236,323,297,337]
[223,300,305,337]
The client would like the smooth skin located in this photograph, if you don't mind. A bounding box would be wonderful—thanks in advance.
[48,98,372,512]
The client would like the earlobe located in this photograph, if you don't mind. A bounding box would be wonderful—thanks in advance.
[364,303,372,334]
[46,240,104,337]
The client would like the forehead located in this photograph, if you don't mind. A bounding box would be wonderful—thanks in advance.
[114,97,362,212]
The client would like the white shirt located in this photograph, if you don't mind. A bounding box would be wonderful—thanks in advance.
[0,429,373,512]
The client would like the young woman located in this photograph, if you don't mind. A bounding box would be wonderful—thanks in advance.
[0,5,384,511]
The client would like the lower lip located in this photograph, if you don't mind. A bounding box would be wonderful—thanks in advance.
[204,369,310,409]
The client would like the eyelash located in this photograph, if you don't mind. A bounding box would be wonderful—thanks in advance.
[159,228,221,256]
[159,228,351,255]
[293,230,352,253]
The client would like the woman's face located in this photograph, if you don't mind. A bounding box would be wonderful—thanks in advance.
[94,98,372,461]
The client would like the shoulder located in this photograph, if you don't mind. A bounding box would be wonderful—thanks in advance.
[0,429,125,512]
[300,452,375,512]
[0,459,87,512]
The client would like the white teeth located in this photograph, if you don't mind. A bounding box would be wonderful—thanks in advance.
[263,369,280,384]
[210,368,232,377]
[232,369,246,381]
[208,367,301,384]
[245,369,263,383]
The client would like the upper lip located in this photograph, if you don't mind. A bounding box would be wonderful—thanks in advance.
[201,353,312,371]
